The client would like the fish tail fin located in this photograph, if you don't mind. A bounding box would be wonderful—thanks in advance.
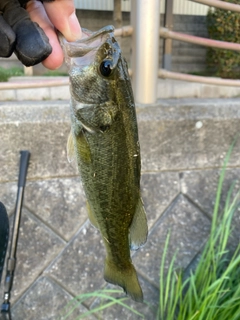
[104,258,143,302]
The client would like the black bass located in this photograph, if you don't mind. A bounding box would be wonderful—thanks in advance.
[60,26,148,302]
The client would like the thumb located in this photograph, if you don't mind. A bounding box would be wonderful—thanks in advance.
[43,0,82,41]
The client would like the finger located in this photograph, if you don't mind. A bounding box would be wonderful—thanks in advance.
[26,0,63,69]
[43,0,82,42]
[0,15,15,57]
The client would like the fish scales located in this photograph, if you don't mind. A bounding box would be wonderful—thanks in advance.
[60,26,148,302]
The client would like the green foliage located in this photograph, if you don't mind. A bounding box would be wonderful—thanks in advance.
[60,289,145,319]
[206,0,240,78]
[0,67,24,82]
[158,140,240,320]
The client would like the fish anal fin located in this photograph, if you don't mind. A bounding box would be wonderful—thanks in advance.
[104,258,143,303]
[129,198,148,251]
[86,201,99,229]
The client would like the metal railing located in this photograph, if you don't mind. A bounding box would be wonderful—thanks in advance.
[1,0,240,106]
[131,0,240,105]
[0,78,69,90]
[192,0,240,12]
[74,0,209,15]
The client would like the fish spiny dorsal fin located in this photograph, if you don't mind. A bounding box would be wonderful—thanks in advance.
[67,130,76,163]
[129,198,148,251]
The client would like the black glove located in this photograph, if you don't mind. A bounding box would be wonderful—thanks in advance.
[0,0,52,66]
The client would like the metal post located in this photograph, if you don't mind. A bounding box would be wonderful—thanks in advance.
[23,66,33,76]
[131,0,160,105]
[113,0,122,29]
[113,0,122,46]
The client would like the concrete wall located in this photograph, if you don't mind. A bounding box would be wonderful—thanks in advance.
[0,11,208,75]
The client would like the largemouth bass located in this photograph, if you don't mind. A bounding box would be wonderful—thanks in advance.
[60,26,148,302]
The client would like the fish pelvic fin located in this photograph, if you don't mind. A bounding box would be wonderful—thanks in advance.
[104,258,143,303]
[129,198,148,251]
[67,128,92,165]
[86,201,99,229]
[67,130,76,163]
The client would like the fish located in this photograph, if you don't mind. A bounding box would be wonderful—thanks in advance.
[59,25,148,302]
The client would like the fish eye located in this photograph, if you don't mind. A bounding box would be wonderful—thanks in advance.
[99,60,113,77]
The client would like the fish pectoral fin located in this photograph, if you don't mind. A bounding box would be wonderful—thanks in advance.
[129,198,148,251]
[76,102,118,133]
[97,101,118,128]
[86,201,99,229]
[67,130,76,163]
[77,113,101,134]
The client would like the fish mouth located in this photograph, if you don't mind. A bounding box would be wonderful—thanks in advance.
[59,25,121,71]
[60,25,114,57]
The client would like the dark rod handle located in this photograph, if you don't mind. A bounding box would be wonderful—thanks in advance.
[0,202,9,286]
[18,151,30,188]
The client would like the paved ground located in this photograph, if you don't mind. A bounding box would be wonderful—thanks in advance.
[0,98,240,319]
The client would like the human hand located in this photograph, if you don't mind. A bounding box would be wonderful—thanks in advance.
[24,0,82,69]
[0,0,82,69]
[0,0,52,66]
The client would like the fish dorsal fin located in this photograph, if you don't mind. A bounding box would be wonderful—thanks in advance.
[67,130,76,163]
[86,201,99,229]
[129,198,148,251]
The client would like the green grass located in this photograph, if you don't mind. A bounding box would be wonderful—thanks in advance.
[62,142,240,320]
[158,140,240,320]
[60,289,145,319]
[0,66,24,82]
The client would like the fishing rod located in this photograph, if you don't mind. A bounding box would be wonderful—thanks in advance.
[1,151,30,320]
[0,203,9,320]
[0,203,9,288]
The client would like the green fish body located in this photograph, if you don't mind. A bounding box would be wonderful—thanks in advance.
[60,26,148,302]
